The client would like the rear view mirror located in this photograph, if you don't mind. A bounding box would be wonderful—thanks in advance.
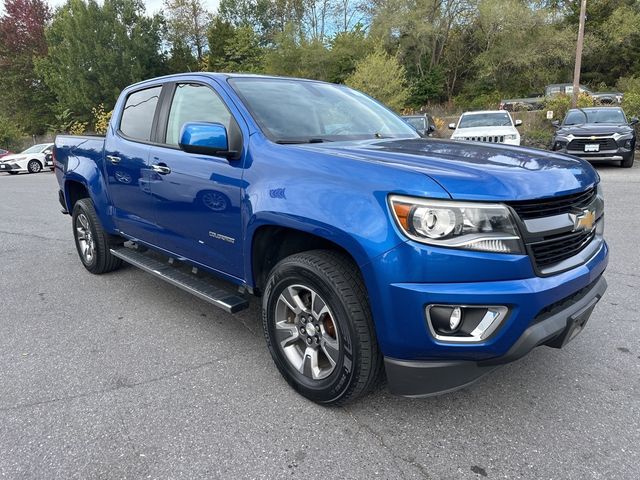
[514,119,523,127]
[448,123,456,130]
[179,122,235,158]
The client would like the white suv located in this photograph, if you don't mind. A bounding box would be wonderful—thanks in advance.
[449,110,522,146]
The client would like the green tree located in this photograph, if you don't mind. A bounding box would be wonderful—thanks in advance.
[0,115,25,151]
[206,19,264,72]
[37,0,166,121]
[345,48,410,111]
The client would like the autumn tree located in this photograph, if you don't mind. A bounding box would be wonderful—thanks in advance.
[163,0,210,63]
[0,0,54,133]
[345,47,410,111]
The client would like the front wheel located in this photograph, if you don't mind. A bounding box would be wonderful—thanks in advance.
[72,198,122,274]
[621,151,635,168]
[262,250,382,405]
[27,160,42,173]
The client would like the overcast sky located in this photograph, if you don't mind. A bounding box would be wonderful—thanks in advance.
[1,0,221,15]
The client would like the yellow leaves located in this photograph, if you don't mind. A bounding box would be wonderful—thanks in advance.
[92,104,112,135]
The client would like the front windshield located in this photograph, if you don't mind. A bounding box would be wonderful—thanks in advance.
[404,117,426,130]
[564,109,626,125]
[458,112,512,128]
[21,144,48,154]
[229,78,418,143]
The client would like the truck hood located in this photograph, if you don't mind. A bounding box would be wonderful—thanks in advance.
[297,138,598,201]
[451,126,518,138]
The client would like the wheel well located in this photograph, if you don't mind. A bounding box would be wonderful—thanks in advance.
[29,158,42,166]
[251,226,357,294]
[65,180,89,210]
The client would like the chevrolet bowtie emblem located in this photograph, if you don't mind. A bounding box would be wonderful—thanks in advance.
[571,209,596,231]
[590,136,597,140]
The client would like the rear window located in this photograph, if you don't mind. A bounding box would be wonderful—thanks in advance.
[120,86,162,141]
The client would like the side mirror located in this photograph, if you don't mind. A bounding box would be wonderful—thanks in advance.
[551,120,561,128]
[179,122,235,158]
[514,119,523,127]
[448,123,456,130]
[630,117,639,126]
[428,124,436,133]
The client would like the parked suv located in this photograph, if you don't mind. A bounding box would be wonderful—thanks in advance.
[402,113,436,137]
[54,73,607,404]
[551,107,637,168]
[449,110,522,145]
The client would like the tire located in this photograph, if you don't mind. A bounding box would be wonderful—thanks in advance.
[8,171,18,175]
[72,198,123,274]
[27,159,42,173]
[262,250,382,405]
[621,151,635,168]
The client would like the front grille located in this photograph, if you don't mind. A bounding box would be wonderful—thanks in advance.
[507,187,596,220]
[567,137,617,151]
[461,136,504,143]
[529,228,596,269]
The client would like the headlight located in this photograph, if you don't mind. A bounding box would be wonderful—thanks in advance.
[505,134,518,140]
[11,156,26,162]
[389,195,524,254]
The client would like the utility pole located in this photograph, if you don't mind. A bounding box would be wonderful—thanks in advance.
[572,0,587,108]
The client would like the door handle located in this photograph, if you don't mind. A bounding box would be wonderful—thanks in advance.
[151,164,171,175]
[106,155,121,164]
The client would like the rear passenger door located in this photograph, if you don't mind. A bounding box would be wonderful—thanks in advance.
[147,81,245,280]
[105,85,162,243]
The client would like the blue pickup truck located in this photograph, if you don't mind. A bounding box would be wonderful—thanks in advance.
[54,73,608,404]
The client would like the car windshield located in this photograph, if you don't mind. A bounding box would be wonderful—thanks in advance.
[458,113,512,128]
[229,78,418,143]
[404,117,426,130]
[564,109,626,125]
[21,144,48,154]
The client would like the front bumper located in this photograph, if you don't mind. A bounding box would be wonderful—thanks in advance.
[0,162,21,172]
[385,275,607,396]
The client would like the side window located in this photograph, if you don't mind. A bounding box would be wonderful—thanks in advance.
[165,83,232,146]
[120,86,162,141]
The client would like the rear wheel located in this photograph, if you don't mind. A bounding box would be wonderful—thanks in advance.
[72,198,122,274]
[621,151,635,168]
[27,160,42,173]
[262,250,382,405]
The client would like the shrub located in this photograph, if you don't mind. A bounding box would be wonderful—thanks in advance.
[544,93,593,121]
[92,104,113,135]
[622,92,640,118]
[69,121,88,135]
[0,116,25,150]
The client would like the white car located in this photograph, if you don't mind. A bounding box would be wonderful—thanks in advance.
[449,111,522,146]
[0,143,54,174]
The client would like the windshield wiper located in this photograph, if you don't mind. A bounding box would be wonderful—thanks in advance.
[275,138,333,144]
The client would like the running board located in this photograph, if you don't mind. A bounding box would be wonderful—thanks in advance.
[110,246,249,313]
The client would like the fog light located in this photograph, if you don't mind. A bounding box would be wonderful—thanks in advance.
[426,305,509,342]
[449,307,462,330]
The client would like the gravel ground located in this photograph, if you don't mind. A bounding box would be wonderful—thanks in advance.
[0,163,638,480]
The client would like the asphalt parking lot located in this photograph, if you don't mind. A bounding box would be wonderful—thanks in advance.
[0,164,639,480]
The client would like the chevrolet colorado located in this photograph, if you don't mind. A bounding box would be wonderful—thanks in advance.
[54,73,608,404]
